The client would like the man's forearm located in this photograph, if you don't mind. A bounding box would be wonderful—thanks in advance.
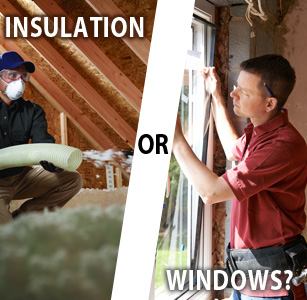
[211,93,239,160]
[201,67,239,160]
[173,136,235,205]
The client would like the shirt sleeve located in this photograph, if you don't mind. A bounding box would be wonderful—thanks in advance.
[231,135,246,161]
[30,104,55,144]
[222,143,293,202]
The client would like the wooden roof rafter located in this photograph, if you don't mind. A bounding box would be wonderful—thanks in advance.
[0,0,137,148]
[85,0,151,65]
[32,0,143,112]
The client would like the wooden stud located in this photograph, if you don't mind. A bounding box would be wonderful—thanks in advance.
[115,167,123,188]
[60,112,68,145]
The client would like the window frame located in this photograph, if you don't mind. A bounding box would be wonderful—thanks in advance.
[153,4,216,300]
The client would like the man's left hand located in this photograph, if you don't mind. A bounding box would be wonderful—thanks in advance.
[40,160,64,173]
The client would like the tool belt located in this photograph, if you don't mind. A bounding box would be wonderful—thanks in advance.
[225,235,307,279]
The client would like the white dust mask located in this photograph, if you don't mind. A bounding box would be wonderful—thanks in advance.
[2,78,25,100]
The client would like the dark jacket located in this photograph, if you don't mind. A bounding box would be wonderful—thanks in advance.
[0,97,55,178]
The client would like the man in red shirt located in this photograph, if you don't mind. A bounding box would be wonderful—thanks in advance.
[172,54,307,299]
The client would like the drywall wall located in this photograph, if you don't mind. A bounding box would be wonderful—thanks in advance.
[276,0,307,235]
[277,0,307,141]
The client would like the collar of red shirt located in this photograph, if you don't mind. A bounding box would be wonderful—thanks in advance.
[244,109,289,137]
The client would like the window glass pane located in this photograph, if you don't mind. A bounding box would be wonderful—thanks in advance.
[155,16,216,297]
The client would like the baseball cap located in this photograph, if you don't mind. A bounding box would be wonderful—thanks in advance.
[0,51,35,73]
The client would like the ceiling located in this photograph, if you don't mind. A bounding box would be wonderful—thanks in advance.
[208,0,246,6]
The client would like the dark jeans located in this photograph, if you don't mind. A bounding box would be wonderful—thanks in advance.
[230,289,294,300]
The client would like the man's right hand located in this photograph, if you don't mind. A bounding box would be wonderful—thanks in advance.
[200,67,222,99]
[200,66,239,161]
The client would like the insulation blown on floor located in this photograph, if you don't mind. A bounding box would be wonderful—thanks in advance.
[0,187,127,300]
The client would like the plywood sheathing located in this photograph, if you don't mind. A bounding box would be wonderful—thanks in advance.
[49,37,140,131]
[113,0,156,39]
[52,0,154,91]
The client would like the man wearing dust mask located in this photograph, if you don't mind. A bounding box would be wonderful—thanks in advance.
[0,51,82,224]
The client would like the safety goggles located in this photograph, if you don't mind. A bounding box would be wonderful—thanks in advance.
[0,69,31,82]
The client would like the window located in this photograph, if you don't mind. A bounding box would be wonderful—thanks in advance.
[154,10,216,300]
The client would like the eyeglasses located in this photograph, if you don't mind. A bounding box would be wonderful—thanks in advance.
[0,69,31,82]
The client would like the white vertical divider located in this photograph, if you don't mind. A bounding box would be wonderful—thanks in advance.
[111,1,195,299]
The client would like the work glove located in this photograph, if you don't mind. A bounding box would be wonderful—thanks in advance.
[40,160,64,173]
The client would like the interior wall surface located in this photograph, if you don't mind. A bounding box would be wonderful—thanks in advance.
[225,0,307,249]
[219,0,307,282]
[275,0,307,236]
[210,3,307,299]
[277,0,307,143]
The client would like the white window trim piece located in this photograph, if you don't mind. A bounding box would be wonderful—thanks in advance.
[152,2,215,299]
[154,94,215,300]
[193,7,212,22]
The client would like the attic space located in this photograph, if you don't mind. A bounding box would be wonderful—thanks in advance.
[0,0,157,190]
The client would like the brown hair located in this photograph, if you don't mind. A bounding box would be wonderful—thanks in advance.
[240,54,296,107]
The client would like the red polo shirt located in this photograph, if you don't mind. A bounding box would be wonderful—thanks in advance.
[222,110,307,297]
[223,110,307,250]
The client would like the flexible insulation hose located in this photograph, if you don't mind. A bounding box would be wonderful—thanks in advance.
[0,144,83,171]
